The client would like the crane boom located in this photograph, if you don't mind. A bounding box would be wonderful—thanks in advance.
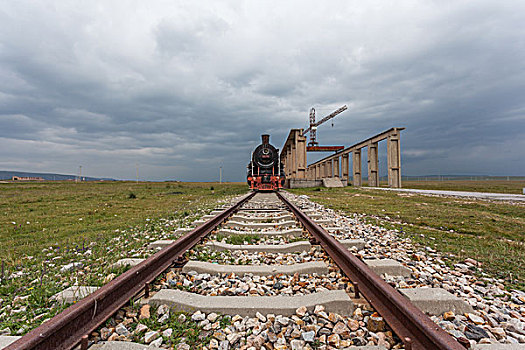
[313,105,347,128]
[303,105,348,140]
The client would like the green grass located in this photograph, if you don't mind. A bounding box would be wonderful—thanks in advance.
[289,186,525,290]
[0,181,246,264]
[190,247,235,264]
[393,179,525,194]
[0,181,247,335]
[127,304,220,349]
[215,233,261,245]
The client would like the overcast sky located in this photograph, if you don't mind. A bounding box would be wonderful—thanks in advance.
[1,1,524,181]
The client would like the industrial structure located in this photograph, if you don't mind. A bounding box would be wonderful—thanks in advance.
[280,127,404,188]
[303,105,347,151]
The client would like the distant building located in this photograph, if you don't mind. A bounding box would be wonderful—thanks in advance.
[12,176,44,181]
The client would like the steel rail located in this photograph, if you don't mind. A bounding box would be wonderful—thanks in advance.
[276,192,464,350]
[6,192,256,350]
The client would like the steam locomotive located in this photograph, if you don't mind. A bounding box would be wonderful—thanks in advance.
[247,134,285,191]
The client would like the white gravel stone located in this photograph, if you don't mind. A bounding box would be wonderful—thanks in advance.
[144,330,159,343]
[191,310,205,322]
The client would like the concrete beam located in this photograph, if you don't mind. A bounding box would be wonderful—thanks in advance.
[399,288,474,315]
[217,228,303,237]
[224,220,296,230]
[364,259,411,277]
[231,214,293,221]
[111,258,145,269]
[147,289,354,316]
[287,179,323,188]
[90,342,163,350]
[0,336,21,349]
[51,286,99,304]
[206,241,311,253]
[182,261,329,276]
[147,240,174,250]
[339,239,366,250]
[314,218,336,225]
[322,178,344,188]
[473,346,525,350]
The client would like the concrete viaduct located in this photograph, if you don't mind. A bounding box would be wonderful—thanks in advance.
[280,127,404,188]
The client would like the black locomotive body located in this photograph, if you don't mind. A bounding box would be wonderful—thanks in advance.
[247,134,285,191]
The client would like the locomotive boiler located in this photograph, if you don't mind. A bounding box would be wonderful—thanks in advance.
[247,134,285,191]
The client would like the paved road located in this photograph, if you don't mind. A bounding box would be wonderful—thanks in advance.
[370,187,525,202]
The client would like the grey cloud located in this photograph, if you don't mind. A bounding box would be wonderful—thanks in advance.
[0,1,524,180]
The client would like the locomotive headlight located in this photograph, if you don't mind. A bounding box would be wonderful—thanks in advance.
[262,148,270,155]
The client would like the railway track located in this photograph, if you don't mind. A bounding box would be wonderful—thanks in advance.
[3,192,484,349]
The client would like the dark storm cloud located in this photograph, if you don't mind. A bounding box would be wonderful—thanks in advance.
[1,1,524,180]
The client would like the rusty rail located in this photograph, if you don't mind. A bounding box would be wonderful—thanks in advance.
[276,192,464,350]
[6,192,256,350]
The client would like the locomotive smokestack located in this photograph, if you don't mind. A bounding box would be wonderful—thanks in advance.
[261,134,270,145]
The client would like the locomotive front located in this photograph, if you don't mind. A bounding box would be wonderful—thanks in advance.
[247,134,285,191]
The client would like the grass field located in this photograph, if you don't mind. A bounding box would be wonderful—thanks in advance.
[1,179,523,335]
[290,182,525,290]
[397,179,525,194]
[0,181,247,335]
[0,181,246,265]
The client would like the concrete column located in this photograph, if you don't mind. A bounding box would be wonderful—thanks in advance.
[283,154,287,177]
[341,154,349,181]
[367,143,379,187]
[352,150,362,187]
[295,130,307,179]
[387,131,402,188]
[334,157,340,177]
[291,142,297,178]
[286,145,292,177]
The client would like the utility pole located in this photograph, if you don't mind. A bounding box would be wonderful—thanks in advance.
[219,166,222,184]
[136,163,139,183]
